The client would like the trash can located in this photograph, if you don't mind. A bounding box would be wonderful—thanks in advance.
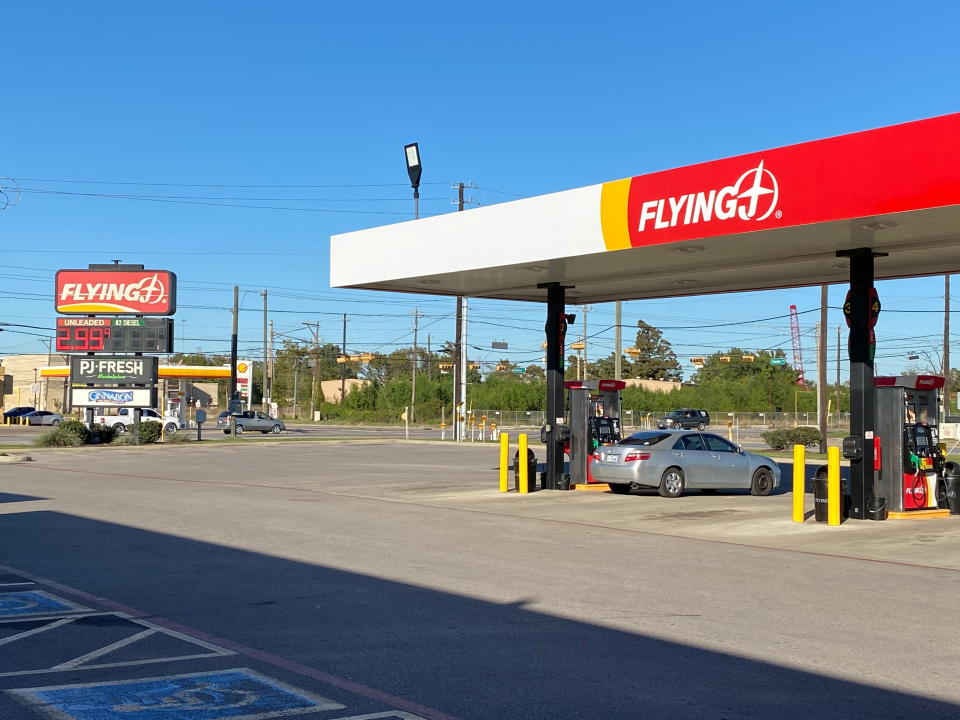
[943,462,960,515]
[513,449,538,492]
[813,467,829,523]
[866,496,887,521]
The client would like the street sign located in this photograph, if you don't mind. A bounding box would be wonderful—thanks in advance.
[55,268,176,315]
[56,317,174,353]
[770,358,787,365]
[70,387,158,408]
[513,368,525,374]
[70,356,159,385]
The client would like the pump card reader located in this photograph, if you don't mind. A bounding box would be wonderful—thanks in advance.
[842,435,864,460]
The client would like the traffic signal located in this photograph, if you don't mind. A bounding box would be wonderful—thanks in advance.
[495,364,508,371]
[690,356,705,365]
[719,355,731,362]
[742,354,755,362]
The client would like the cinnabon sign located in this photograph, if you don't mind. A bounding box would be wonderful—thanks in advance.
[55,269,177,315]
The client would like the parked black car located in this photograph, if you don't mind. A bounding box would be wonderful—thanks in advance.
[656,409,710,430]
[3,406,36,419]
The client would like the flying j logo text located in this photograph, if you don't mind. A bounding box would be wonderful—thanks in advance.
[637,161,779,232]
[58,274,168,305]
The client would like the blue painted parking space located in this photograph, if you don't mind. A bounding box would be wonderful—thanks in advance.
[8,667,345,720]
[0,591,89,618]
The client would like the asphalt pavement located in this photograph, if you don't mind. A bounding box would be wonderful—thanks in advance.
[0,441,958,719]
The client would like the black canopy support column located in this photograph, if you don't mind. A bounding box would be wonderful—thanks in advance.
[838,247,886,519]
[540,282,571,490]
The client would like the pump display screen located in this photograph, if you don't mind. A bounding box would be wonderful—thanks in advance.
[56,317,174,353]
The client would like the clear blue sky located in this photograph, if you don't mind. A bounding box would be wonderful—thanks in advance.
[2,1,958,381]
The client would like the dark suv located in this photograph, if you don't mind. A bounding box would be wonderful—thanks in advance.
[656,409,710,430]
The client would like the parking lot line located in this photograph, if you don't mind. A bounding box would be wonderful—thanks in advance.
[0,563,464,720]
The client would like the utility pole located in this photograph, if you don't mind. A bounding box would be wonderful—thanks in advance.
[302,322,320,420]
[836,325,841,424]
[269,319,275,413]
[261,289,269,412]
[411,308,420,424]
[460,300,469,440]
[229,286,239,411]
[817,285,828,453]
[945,275,951,416]
[341,313,347,404]
[426,334,432,378]
[614,301,622,380]
[581,306,590,380]
[454,182,466,441]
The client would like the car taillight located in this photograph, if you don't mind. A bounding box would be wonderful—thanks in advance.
[591,451,601,460]
[623,452,651,462]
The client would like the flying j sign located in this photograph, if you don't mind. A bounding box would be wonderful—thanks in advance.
[599,113,960,251]
[55,269,177,315]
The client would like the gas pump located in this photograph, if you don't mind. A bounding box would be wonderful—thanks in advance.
[564,379,625,486]
[875,375,947,513]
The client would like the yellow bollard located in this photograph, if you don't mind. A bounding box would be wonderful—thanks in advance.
[792,444,805,523]
[518,433,529,494]
[827,446,841,526]
[499,432,510,493]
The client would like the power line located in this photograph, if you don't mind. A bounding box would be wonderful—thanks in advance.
[10,177,455,189]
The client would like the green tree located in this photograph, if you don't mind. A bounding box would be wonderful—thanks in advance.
[629,320,682,380]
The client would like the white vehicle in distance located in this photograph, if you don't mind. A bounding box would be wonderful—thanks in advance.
[92,408,184,435]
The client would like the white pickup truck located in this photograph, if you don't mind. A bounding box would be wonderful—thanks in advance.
[93,408,184,435]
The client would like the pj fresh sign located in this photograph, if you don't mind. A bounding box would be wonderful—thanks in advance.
[70,356,159,385]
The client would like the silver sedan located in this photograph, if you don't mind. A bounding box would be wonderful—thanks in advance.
[590,429,780,498]
[217,410,286,435]
[26,411,64,426]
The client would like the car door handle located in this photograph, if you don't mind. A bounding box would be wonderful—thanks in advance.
[674,452,684,457]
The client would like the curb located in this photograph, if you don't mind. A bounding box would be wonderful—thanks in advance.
[0,453,32,463]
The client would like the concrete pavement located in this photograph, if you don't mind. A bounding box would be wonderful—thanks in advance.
[0,441,958,719]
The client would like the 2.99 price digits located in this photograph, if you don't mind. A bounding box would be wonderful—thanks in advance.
[56,326,111,352]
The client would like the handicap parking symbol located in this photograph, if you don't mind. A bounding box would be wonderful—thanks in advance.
[7,668,344,720]
[0,590,88,618]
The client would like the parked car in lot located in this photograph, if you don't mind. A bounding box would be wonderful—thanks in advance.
[3,406,36,420]
[591,429,779,498]
[217,410,285,435]
[26,410,64,426]
[656,409,710,430]
[93,408,184,435]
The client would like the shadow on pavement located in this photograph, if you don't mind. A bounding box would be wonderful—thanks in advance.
[0,492,47,504]
[0,509,955,720]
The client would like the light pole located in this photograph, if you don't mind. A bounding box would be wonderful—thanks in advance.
[404,142,422,220]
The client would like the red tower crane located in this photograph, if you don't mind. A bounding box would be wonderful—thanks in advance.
[788,304,806,387]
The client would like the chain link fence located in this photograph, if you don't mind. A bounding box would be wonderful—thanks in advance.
[471,409,850,433]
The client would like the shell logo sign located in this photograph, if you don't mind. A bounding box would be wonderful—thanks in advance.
[237,362,249,374]
[56,269,176,315]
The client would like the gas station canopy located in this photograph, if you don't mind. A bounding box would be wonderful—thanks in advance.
[331,113,960,303]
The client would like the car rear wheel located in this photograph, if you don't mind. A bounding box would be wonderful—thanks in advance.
[51,419,61,426]
[271,424,282,434]
[751,467,774,496]
[696,422,705,431]
[114,423,126,434]
[235,425,244,435]
[608,483,631,495]
[164,423,177,435]
[659,467,685,498]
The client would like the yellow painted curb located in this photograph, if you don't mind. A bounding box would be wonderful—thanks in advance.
[887,509,952,520]
[574,483,610,491]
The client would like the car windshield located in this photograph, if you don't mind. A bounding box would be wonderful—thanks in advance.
[617,431,672,446]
